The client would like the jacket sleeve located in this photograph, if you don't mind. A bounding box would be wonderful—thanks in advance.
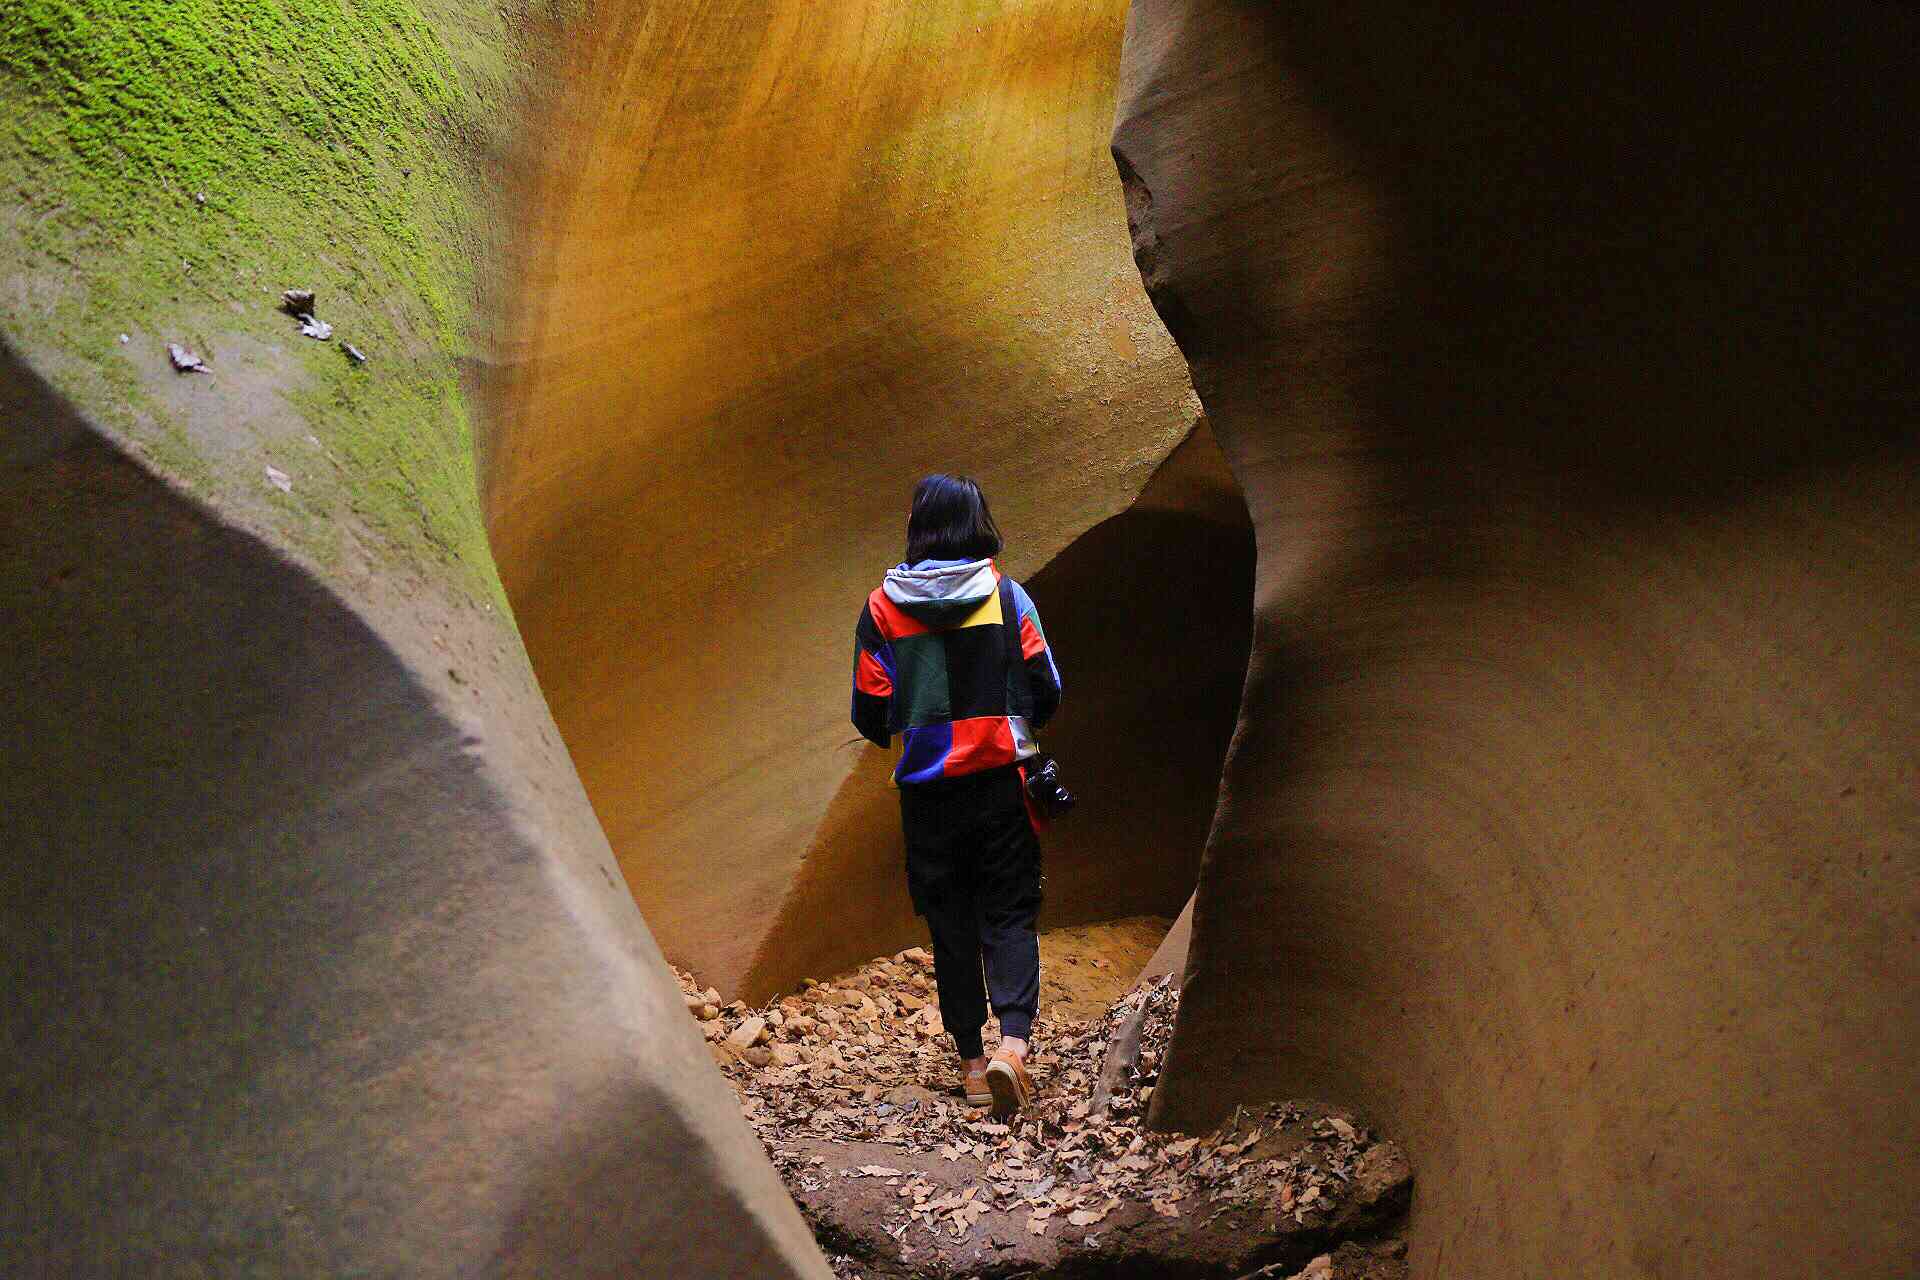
[852,599,894,747]
[1008,580,1062,729]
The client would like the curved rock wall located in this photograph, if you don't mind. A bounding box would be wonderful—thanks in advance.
[0,348,827,1276]
[1116,4,1918,1277]
[1,0,834,1267]
[484,0,1203,993]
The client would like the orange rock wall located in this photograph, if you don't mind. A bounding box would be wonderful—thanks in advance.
[484,0,1202,992]
[1116,5,1919,1278]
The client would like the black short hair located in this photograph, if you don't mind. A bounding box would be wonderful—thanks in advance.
[905,473,1004,564]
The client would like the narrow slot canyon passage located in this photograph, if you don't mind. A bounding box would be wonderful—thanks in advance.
[667,427,1382,1277]
[481,0,1204,1005]
[2,0,1913,1276]
[490,228,1411,1271]
[459,2,1414,1270]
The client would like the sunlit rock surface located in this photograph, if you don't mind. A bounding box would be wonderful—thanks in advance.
[1114,4,1919,1277]
[484,1,1204,994]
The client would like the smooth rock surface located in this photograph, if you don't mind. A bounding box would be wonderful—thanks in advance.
[0,347,829,1276]
[483,0,1220,996]
[1114,4,1919,1277]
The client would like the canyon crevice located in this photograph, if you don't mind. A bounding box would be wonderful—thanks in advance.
[2,1,1914,1275]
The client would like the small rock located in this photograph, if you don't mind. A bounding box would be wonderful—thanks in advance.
[740,1045,773,1068]
[265,466,292,494]
[117,334,130,345]
[166,343,209,373]
[1348,1141,1413,1211]
[727,1016,769,1050]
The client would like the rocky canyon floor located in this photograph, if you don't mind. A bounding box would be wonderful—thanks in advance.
[674,921,1412,1279]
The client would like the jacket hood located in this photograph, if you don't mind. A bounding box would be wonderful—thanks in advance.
[882,558,998,626]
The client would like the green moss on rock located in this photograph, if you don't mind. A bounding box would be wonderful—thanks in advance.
[0,0,540,608]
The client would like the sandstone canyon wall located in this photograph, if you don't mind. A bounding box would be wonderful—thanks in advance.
[1115,5,1917,1278]
[0,2,829,1270]
[0,347,829,1277]
[8,1,1917,1274]
[483,0,1226,997]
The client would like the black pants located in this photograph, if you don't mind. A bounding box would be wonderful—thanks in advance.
[899,765,1042,1059]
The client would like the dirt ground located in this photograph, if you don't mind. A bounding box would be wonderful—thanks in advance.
[674,921,1410,1279]
[1035,916,1173,1023]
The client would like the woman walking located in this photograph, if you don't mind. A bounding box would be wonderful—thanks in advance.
[851,474,1063,1117]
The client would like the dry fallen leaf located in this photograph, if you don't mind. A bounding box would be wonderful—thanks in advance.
[665,954,1389,1269]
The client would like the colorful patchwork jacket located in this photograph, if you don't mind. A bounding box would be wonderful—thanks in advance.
[852,558,1062,784]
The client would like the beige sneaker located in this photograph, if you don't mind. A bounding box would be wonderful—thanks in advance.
[985,1049,1033,1118]
[962,1067,992,1107]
